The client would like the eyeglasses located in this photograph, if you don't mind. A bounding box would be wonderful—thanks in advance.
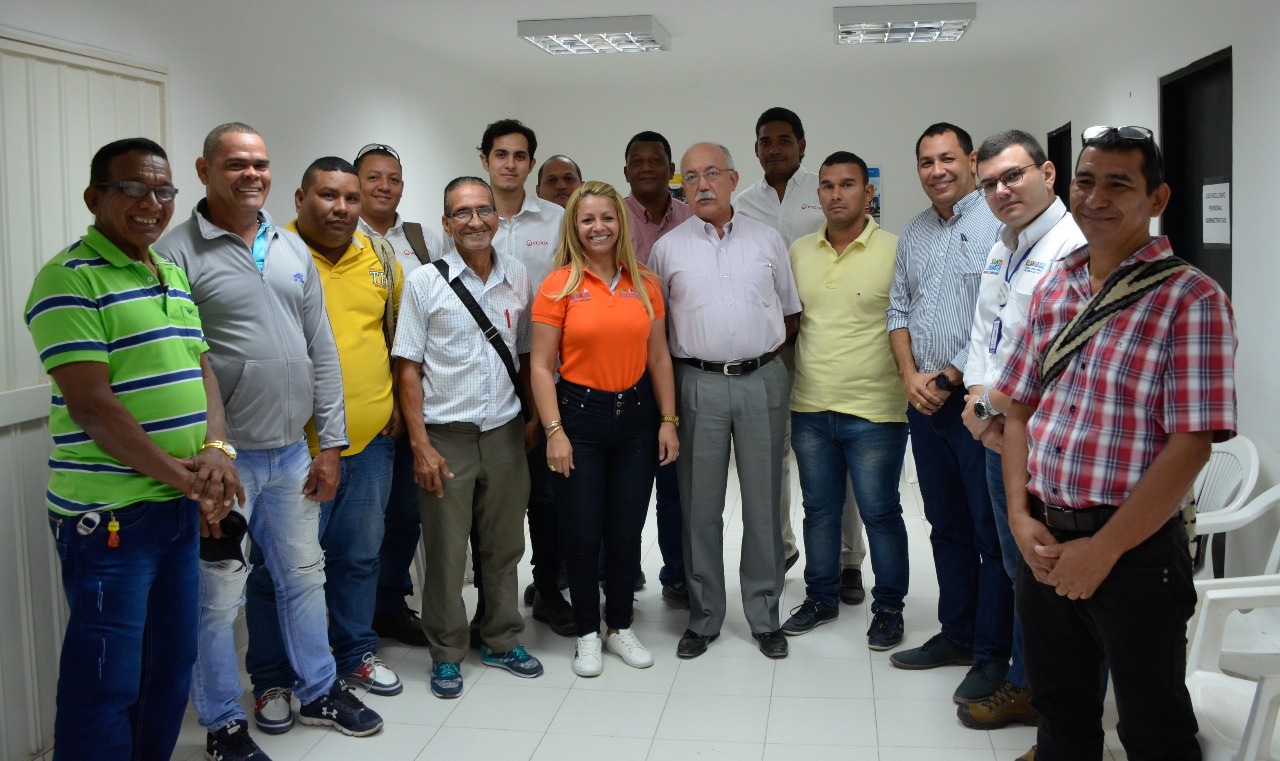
[681,167,731,186]
[95,181,179,203]
[1081,125,1153,144]
[978,163,1041,197]
[447,206,497,223]
[355,143,401,162]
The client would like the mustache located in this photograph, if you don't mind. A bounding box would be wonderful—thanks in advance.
[695,190,717,202]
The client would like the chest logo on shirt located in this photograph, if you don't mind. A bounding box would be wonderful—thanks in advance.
[1024,260,1048,275]
[619,288,642,301]
[983,257,1004,275]
[801,204,822,211]
[368,268,390,289]
[292,273,305,285]
[570,289,592,303]
[525,239,550,247]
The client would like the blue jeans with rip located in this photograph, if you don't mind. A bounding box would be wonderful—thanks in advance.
[190,440,336,730]
[791,411,909,612]
[247,435,394,683]
[50,497,198,760]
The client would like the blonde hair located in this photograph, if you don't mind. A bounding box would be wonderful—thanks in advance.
[549,180,657,320]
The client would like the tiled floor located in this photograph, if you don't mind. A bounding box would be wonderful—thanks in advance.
[171,456,1135,761]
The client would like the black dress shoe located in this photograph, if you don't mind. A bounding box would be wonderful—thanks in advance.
[677,629,719,659]
[524,582,537,606]
[784,551,800,572]
[661,581,690,607]
[840,568,866,605]
[753,629,789,658]
[372,607,430,647]
[532,590,576,637]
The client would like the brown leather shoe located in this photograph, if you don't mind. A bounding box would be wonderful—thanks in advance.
[957,680,1039,729]
[1016,746,1036,761]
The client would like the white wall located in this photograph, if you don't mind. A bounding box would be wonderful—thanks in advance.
[1,0,517,228]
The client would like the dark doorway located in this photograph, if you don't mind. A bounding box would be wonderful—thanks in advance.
[1160,48,1232,296]
[1046,123,1071,207]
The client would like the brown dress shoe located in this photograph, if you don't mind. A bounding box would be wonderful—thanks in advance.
[957,680,1039,729]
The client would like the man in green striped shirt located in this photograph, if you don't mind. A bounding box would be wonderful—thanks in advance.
[24,137,244,761]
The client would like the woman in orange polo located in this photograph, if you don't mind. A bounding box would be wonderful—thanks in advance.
[530,181,679,678]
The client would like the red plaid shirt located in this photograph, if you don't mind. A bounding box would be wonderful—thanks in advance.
[994,236,1237,510]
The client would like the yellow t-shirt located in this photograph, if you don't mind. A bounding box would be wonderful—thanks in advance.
[789,218,906,423]
[292,225,403,456]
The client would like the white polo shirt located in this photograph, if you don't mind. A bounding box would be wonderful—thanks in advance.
[734,166,826,247]
[357,214,444,277]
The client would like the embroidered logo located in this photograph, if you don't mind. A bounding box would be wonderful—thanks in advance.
[368,268,390,289]
[569,289,591,302]
[1024,260,1048,274]
[983,257,1004,275]
[293,273,305,285]
[619,288,642,300]
[525,240,549,247]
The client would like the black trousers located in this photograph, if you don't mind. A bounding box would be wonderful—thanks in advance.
[1018,517,1201,761]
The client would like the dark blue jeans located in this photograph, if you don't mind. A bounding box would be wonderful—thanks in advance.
[791,411,909,612]
[985,449,1026,688]
[247,435,394,683]
[655,462,685,585]
[375,434,421,613]
[50,497,198,761]
[554,375,658,635]
[908,394,1012,664]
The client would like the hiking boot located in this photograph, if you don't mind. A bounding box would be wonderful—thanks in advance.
[957,680,1039,729]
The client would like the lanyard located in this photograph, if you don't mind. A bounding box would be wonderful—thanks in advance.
[990,209,1068,352]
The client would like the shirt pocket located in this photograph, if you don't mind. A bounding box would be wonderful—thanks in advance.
[747,266,779,308]
[668,272,716,313]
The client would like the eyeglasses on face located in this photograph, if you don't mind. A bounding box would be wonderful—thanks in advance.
[681,167,731,186]
[978,163,1041,197]
[95,181,179,203]
[447,206,497,223]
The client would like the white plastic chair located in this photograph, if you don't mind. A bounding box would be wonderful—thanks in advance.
[1187,581,1280,760]
[1194,436,1261,576]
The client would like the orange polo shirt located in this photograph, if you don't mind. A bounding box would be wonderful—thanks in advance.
[533,265,665,392]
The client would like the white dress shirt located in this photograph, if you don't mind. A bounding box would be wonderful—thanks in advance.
[357,214,444,277]
[734,166,826,247]
[964,198,1085,388]
[392,250,532,431]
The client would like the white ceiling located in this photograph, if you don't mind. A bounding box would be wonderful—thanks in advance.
[342,0,1093,90]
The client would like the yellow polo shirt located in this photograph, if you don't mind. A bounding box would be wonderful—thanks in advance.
[292,224,403,456]
[790,218,906,423]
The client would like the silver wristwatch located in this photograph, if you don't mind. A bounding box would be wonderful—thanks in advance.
[973,391,1003,421]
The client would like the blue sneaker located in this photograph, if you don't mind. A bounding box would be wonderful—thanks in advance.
[480,644,544,678]
[297,681,383,737]
[430,661,463,699]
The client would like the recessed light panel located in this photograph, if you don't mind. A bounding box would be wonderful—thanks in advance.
[518,16,671,55]
[834,3,975,44]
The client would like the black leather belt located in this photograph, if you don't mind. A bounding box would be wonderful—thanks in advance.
[678,351,778,376]
[1030,494,1118,533]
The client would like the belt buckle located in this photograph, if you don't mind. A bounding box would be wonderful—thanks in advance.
[722,359,744,376]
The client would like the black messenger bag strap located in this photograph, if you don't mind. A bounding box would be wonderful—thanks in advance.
[1039,257,1188,393]
[432,258,529,420]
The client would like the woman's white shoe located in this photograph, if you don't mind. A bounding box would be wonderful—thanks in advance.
[605,628,653,668]
[573,633,603,677]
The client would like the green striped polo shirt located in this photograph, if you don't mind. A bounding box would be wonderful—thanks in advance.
[25,226,210,515]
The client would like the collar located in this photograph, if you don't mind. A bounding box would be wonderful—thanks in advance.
[83,225,152,268]
[1063,234,1173,273]
[286,220,365,264]
[818,216,881,256]
[999,197,1069,253]
[357,213,404,238]
[932,188,984,222]
[625,193,678,225]
[193,198,274,241]
[441,249,508,285]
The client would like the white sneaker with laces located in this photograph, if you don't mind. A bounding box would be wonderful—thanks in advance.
[573,633,603,677]
[344,652,404,696]
[253,686,294,734]
[605,628,653,669]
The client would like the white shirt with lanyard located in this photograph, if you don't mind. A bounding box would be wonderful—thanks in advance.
[964,198,1085,389]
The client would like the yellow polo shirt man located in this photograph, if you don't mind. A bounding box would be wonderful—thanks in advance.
[295,225,403,455]
[790,217,904,421]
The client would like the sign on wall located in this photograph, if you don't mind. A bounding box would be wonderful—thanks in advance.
[1202,182,1230,245]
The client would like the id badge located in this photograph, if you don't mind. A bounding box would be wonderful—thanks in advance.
[988,316,1002,354]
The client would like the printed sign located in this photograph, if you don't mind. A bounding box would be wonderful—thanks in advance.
[1202,183,1230,245]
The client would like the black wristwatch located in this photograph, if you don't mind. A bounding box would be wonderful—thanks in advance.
[933,372,960,393]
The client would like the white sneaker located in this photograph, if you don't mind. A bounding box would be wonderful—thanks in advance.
[344,652,404,696]
[573,633,603,677]
[606,628,653,669]
[253,686,294,734]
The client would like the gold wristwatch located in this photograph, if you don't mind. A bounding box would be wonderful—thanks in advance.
[201,440,237,460]
[661,415,680,427]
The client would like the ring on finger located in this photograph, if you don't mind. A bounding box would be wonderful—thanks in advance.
[549,465,558,472]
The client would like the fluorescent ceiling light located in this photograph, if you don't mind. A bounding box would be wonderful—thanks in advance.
[834,3,976,44]
[518,15,671,55]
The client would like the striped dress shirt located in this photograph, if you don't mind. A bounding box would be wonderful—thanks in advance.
[887,190,1002,374]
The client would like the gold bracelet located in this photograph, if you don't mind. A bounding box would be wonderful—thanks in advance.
[544,421,564,439]
[660,414,680,428]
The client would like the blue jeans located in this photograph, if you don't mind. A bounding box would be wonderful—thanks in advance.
[908,395,1013,664]
[248,435,394,681]
[791,411,909,612]
[555,376,658,635]
[986,449,1026,688]
[375,434,421,613]
[50,497,198,761]
[191,441,335,730]
[655,462,685,585]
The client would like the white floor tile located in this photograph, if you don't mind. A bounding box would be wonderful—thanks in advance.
[879,747,998,761]
[547,689,668,739]
[763,744,879,761]
[671,655,776,696]
[875,698,993,749]
[416,727,541,760]
[765,696,878,746]
[530,733,652,761]
[303,723,436,761]
[656,693,771,743]
[771,656,873,699]
[443,683,567,732]
[648,738,765,760]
